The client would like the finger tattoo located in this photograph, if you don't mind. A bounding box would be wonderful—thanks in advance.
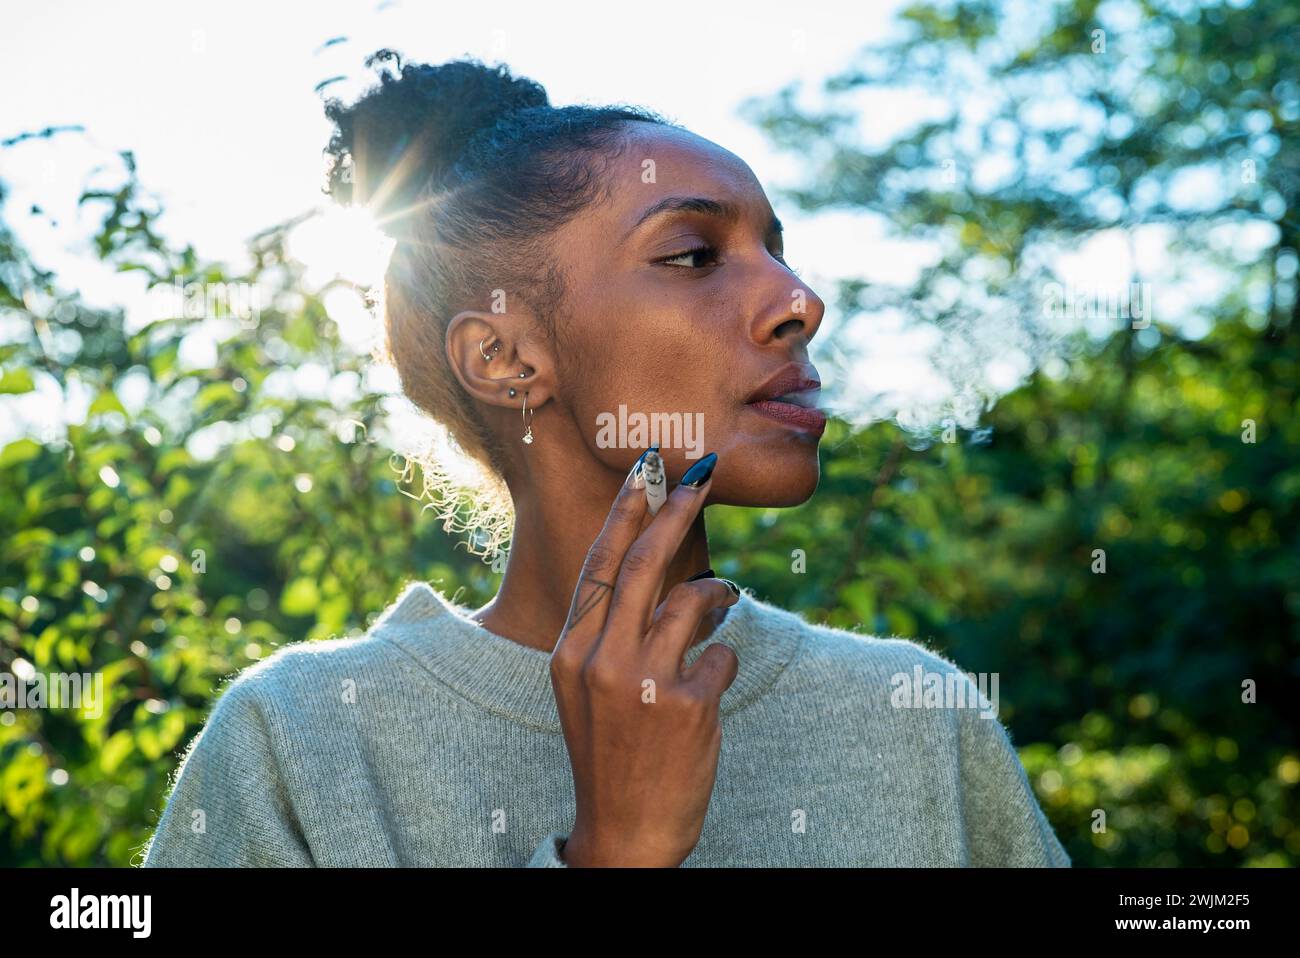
[568,575,615,627]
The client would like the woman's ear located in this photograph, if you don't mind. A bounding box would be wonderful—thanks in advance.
[445,309,554,409]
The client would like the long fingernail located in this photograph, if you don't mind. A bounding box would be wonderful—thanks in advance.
[626,445,659,487]
[685,568,716,581]
[719,578,741,597]
[628,445,659,488]
[679,452,717,488]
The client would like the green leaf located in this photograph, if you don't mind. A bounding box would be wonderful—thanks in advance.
[0,368,35,393]
[0,438,42,469]
[195,381,238,414]
[88,389,128,417]
[280,577,321,617]
[100,730,135,774]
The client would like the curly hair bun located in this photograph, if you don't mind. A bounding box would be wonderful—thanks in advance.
[323,49,549,238]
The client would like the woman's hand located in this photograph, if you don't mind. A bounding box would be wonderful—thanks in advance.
[550,454,740,867]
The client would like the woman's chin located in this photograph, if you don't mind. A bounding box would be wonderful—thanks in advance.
[709,453,820,508]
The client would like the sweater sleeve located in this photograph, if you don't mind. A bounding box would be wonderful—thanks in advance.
[527,831,570,867]
[139,679,314,867]
[958,704,1071,867]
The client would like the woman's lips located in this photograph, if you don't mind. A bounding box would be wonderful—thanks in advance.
[745,399,827,435]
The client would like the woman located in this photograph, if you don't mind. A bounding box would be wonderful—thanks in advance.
[141,51,1070,868]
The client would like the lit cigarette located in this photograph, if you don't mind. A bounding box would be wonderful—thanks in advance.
[642,450,667,515]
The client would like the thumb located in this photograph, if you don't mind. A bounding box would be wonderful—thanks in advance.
[683,641,740,699]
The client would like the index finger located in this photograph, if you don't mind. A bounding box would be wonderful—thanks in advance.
[602,451,718,639]
[557,448,656,648]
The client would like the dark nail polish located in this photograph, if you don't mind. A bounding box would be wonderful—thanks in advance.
[685,568,716,582]
[719,578,741,597]
[626,444,661,483]
[630,444,659,474]
[679,452,718,488]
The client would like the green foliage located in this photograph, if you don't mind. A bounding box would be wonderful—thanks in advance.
[0,163,492,865]
[730,0,1299,865]
[708,313,1299,867]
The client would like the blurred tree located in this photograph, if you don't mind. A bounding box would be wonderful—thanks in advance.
[723,0,1298,865]
[0,159,491,865]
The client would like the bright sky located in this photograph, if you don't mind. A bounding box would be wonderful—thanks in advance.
[3,0,980,443]
[2,0,905,273]
[0,0,1265,448]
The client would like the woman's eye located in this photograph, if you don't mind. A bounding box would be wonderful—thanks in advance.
[658,245,718,269]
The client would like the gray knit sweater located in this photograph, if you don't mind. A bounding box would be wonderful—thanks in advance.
[139,581,1071,867]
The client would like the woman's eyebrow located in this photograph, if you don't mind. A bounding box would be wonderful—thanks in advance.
[619,195,783,245]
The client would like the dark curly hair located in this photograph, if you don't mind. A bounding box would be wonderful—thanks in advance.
[322,49,674,553]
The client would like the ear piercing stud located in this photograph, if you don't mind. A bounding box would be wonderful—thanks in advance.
[504,370,532,443]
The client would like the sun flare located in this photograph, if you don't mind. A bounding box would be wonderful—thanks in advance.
[289,206,394,290]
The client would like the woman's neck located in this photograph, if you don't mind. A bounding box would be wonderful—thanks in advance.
[470,465,716,653]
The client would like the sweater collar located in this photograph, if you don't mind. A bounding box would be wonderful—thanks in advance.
[375,580,801,733]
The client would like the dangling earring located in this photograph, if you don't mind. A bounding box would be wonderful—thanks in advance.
[521,391,534,444]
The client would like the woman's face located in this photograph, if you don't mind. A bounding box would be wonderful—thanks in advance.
[547,123,827,508]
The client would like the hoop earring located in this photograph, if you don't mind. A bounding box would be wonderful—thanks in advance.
[479,338,501,362]
[521,391,534,444]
